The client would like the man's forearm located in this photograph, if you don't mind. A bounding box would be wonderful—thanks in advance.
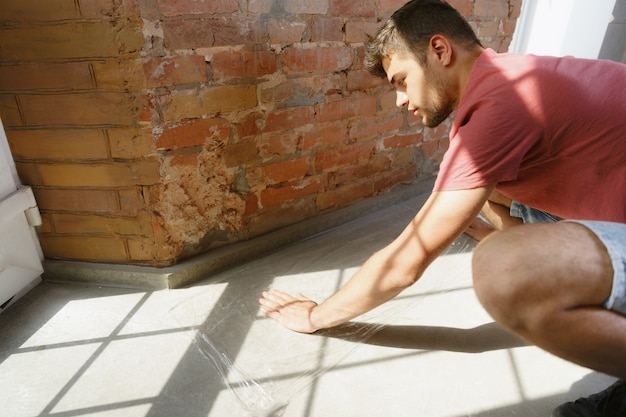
[309,232,428,330]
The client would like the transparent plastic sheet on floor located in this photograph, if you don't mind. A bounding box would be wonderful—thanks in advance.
[170,206,476,417]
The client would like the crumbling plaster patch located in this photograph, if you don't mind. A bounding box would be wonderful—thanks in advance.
[154,135,246,258]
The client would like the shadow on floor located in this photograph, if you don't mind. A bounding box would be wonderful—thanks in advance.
[321,321,527,353]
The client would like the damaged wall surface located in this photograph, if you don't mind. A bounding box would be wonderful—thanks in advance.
[0,0,522,269]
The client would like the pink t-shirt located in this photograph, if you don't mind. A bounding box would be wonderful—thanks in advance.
[433,49,626,222]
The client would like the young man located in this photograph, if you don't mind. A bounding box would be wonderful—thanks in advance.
[259,1,626,415]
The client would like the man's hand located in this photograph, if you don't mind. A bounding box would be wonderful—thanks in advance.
[259,289,319,334]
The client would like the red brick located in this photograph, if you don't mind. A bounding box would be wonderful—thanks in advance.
[248,0,273,13]
[77,0,118,19]
[156,118,230,151]
[161,85,257,121]
[257,131,301,159]
[419,140,441,159]
[391,147,417,168]
[260,79,311,105]
[374,165,417,191]
[379,89,398,112]
[311,17,344,42]
[268,20,306,44]
[477,21,499,38]
[502,19,519,38]
[38,214,54,233]
[247,197,317,237]
[14,162,40,185]
[474,0,509,18]
[242,193,259,217]
[347,70,387,91]
[330,0,375,17]
[211,50,277,79]
[260,73,346,106]
[509,0,523,19]
[159,0,238,16]
[332,154,390,185]
[345,21,383,44]
[352,44,368,70]
[39,235,128,262]
[50,212,152,235]
[163,18,259,50]
[255,158,310,185]
[92,58,146,91]
[127,238,159,263]
[0,0,80,21]
[0,62,93,91]
[349,112,405,142]
[168,153,198,168]
[200,84,258,113]
[314,141,374,172]
[119,187,147,214]
[7,129,109,161]
[260,177,326,207]
[137,185,158,209]
[0,22,143,60]
[263,106,315,133]
[284,0,329,14]
[317,180,373,211]
[382,133,420,150]
[281,46,352,74]
[316,96,377,123]
[235,111,265,138]
[19,92,137,126]
[108,128,154,160]
[0,94,22,126]
[223,140,258,167]
[302,123,346,150]
[37,160,160,187]
[144,55,207,88]
[34,188,119,212]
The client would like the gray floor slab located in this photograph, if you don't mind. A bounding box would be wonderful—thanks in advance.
[0,194,616,417]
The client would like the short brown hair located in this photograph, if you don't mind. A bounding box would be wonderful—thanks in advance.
[365,0,482,78]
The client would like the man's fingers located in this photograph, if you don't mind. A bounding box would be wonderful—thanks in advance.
[258,292,280,312]
[259,289,293,312]
[261,289,298,305]
[258,289,316,316]
[268,289,298,303]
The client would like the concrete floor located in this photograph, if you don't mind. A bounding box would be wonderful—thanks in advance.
[0,193,617,417]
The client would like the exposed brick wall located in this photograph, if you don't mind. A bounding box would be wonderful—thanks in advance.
[0,0,522,268]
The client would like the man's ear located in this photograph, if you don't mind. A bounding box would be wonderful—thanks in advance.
[429,35,453,66]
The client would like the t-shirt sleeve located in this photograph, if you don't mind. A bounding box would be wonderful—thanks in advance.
[434,98,543,191]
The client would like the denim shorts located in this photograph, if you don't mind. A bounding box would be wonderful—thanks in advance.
[510,201,626,315]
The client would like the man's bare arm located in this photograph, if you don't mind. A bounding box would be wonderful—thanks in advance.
[259,185,495,333]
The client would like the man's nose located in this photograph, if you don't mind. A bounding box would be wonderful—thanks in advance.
[396,91,408,108]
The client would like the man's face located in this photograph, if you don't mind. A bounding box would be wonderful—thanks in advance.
[382,52,455,128]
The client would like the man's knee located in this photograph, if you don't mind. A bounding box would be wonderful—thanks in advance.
[472,228,530,327]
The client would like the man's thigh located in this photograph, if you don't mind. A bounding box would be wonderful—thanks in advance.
[473,221,619,312]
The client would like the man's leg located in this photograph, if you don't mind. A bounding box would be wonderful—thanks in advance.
[472,222,626,378]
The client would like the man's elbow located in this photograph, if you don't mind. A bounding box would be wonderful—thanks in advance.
[374,247,424,291]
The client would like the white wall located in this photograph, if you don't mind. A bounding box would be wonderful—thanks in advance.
[511,0,615,58]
